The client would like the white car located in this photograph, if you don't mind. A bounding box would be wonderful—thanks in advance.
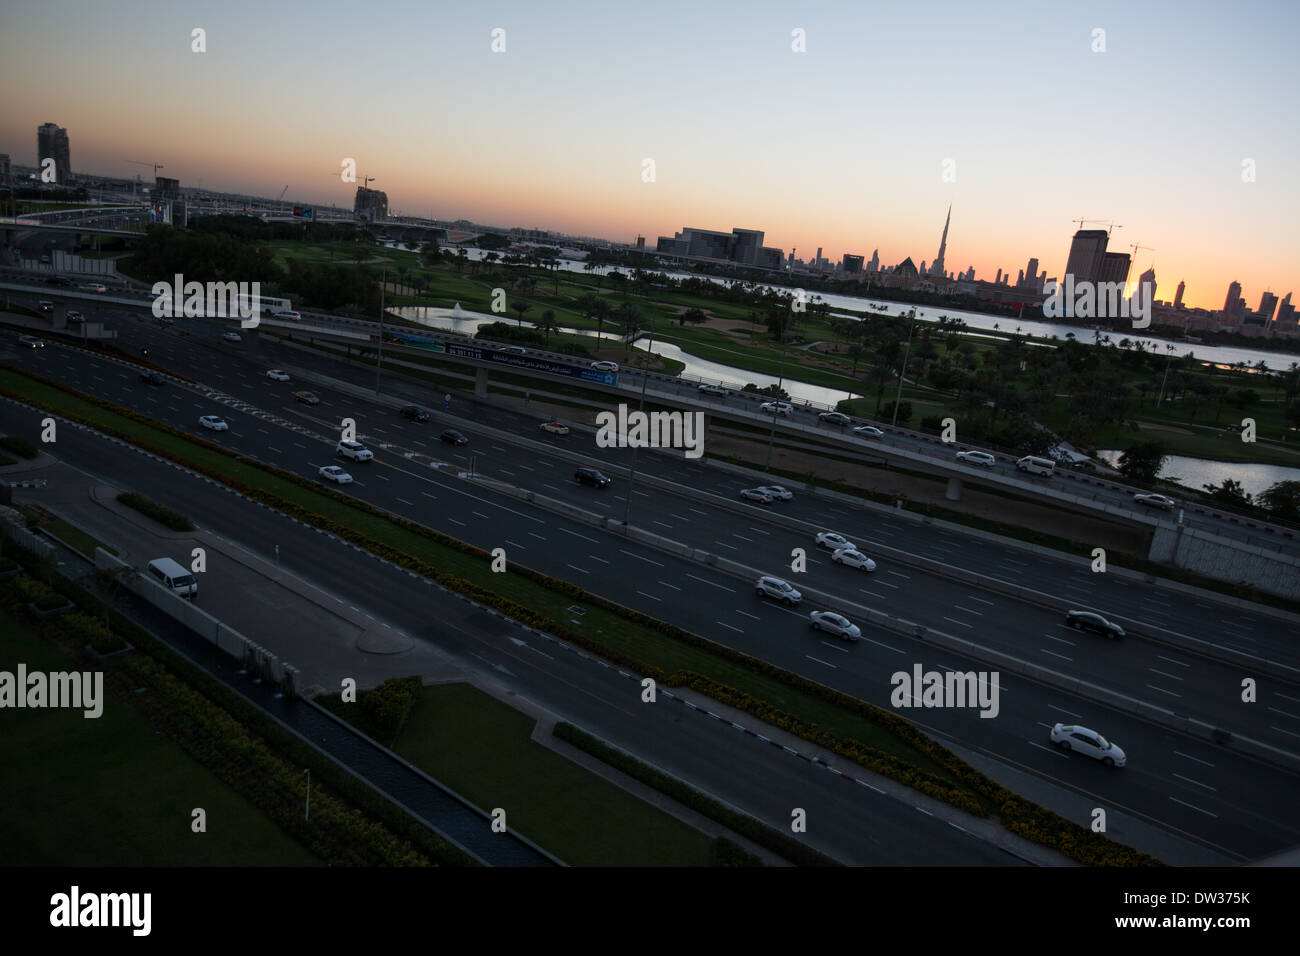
[1134,492,1177,511]
[591,360,619,372]
[831,548,876,572]
[755,575,802,605]
[198,415,228,431]
[956,450,996,467]
[756,485,793,501]
[816,531,856,552]
[273,310,301,321]
[697,384,728,397]
[853,425,884,437]
[79,283,106,293]
[809,610,861,641]
[1049,723,1127,767]
[740,488,774,503]
[336,440,373,461]
[222,331,242,342]
[319,465,353,484]
[266,369,290,382]
[760,401,794,416]
[540,421,570,435]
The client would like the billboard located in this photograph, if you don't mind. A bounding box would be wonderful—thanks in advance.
[293,205,315,220]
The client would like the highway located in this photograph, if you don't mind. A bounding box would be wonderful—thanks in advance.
[2,306,1299,860]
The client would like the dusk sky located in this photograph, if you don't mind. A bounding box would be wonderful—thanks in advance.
[2,0,1296,311]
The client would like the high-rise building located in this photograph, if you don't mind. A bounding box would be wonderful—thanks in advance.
[1019,257,1039,291]
[730,228,764,266]
[0,154,9,183]
[154,176,180,200]
[1064,229,1109,285]
[1096,252,1130,284]
[815,247,823,267]
[1276,293,1295,326]
[1174,281,1185,309]
[37,122,71,184]
[931,204,951,276]
[1135,267,1156,311]
[353,185,388,221]
[843,254,864,273]
[868,249,879,273]
[1223,281,1242,317]
[995,268,1002,285]
[1257,291,1278,324]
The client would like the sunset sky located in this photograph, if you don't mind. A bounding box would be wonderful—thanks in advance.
[2,0,1296,312]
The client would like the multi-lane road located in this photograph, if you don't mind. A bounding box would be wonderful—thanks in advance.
[3,295,1299,861]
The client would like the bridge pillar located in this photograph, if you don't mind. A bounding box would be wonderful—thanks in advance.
[945,477,963,501]
[475,365,488,399]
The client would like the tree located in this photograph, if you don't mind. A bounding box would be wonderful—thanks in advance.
[1117,440,1168,484]
[879,400,913,425]
[1259,481,1300,520]
[846,343,867,375]
[538,309,558,345]
[679,307,707,326]
[593,299,612,342]
[1203,478,1253,507]
[511,301,531,327]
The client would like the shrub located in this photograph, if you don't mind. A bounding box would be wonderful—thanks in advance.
[117,492,195,531]
[0,435,39,459]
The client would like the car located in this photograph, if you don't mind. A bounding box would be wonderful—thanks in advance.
[18,335,44,349]
[139,371,165,386]
[266,369,290,382]
[810,610,861,641]
[79,283,106,293]
[1050,723,1126,767]
[755,575,802,606]
[739,488,774,503]
[697,384,728,397]
[221,331,242,342]
[46,276,72,287]
[591,360,619,372]
[498,346,527,355]
[956,450,996,467]
[756,485,793,501]
[38,300,54,313]
[1065,610,1125,640]
[336,440,373,461]
[540,421,570,435]
[831,548,876,572]
[273,310,301,321]
[66,310,84,325]
[198,415,228,431]
[853,425,884,437]
[819,411,852,426]
[39,254,50,264]
[816,531,856,552]
[294,390,321,405]
[318,465,353,484]
[1134,492,1177,511]
[574,467,612,488]
[440,429,469,446]
[400,405,430,422]
[760,401,794,416]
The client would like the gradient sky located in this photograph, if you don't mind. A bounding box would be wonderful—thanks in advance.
[2,0,1296,311]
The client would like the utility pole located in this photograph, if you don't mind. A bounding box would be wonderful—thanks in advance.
[764,313,791,472]
[375,267,385,394]
[622,312,657,525]
[892,309,918,426]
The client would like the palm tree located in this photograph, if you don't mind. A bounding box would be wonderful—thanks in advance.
[538,310,558,345]
[846,343,867,375]
[593,299,612,342]
[512,301,531,328]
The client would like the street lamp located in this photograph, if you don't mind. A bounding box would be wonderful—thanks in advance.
[891,308,918,427]
[622,311,657,525]
[764,315,791,472]
[1156,344,1176,406]
[375,267,386,394]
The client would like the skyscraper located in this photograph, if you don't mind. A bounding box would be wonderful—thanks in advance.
[1174,281,1185,309]
[37,122,71,184]
[1064,229,1109,285]
[1096,252,1130,284]
[1135,267,1156,312]
[1223,281,1242,317]
[868,249,879,273]
[931,204,951,276]
[1276,293,1295,327]
[1257,291,1278,324]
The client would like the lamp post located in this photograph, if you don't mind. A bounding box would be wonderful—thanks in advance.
[764,315,791,472]
[375,267,385,394]
[1156,344,1176,406]
[891,308,918,427]
[304,769,311,821]
[622,311,656,525]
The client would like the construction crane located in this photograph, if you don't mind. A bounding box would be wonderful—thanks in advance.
[127,161,164,180]
[278,186,289,202]
[1072,218,1123,237]
[1126,242,1154,286]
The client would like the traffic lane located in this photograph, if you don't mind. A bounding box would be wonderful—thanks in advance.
[19,421,1015,866]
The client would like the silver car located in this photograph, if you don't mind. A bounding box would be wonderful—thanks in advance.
[755,576,802,606]
[810,610,861,641]
[1050,723,1127,767]
[740,488,774,503]
[756,485,793,501]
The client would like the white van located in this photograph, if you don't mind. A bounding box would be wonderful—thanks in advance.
[147,557,198,599]
[1016,455,1056,476]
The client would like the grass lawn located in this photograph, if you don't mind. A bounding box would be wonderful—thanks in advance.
[391,683,716,865]
[0,608,321,866]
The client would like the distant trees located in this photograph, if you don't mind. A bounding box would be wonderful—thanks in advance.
[538,310,558,345]
[1203,478,1253,507]
[1259,481,1300,520]
[679,307,708,326]
[1118,441,1168,484]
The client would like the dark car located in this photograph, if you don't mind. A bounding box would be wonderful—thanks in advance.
[1065,610,1125,640]
[400,405,431,422]
[45,276,72,287]
[574,467,611,488]
[440,429,469,446]
[294,390,321,406]
[139,371,165,386]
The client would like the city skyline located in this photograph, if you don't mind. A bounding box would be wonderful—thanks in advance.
[2,0,1296,312]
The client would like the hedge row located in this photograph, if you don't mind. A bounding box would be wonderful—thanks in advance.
[117,491,195,531]
[0,365,1162,865]
[554,722,839,868]
[0,539,480,868]
[123,654,430,866]
[0,434,39,459]
[316,675,424,748]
